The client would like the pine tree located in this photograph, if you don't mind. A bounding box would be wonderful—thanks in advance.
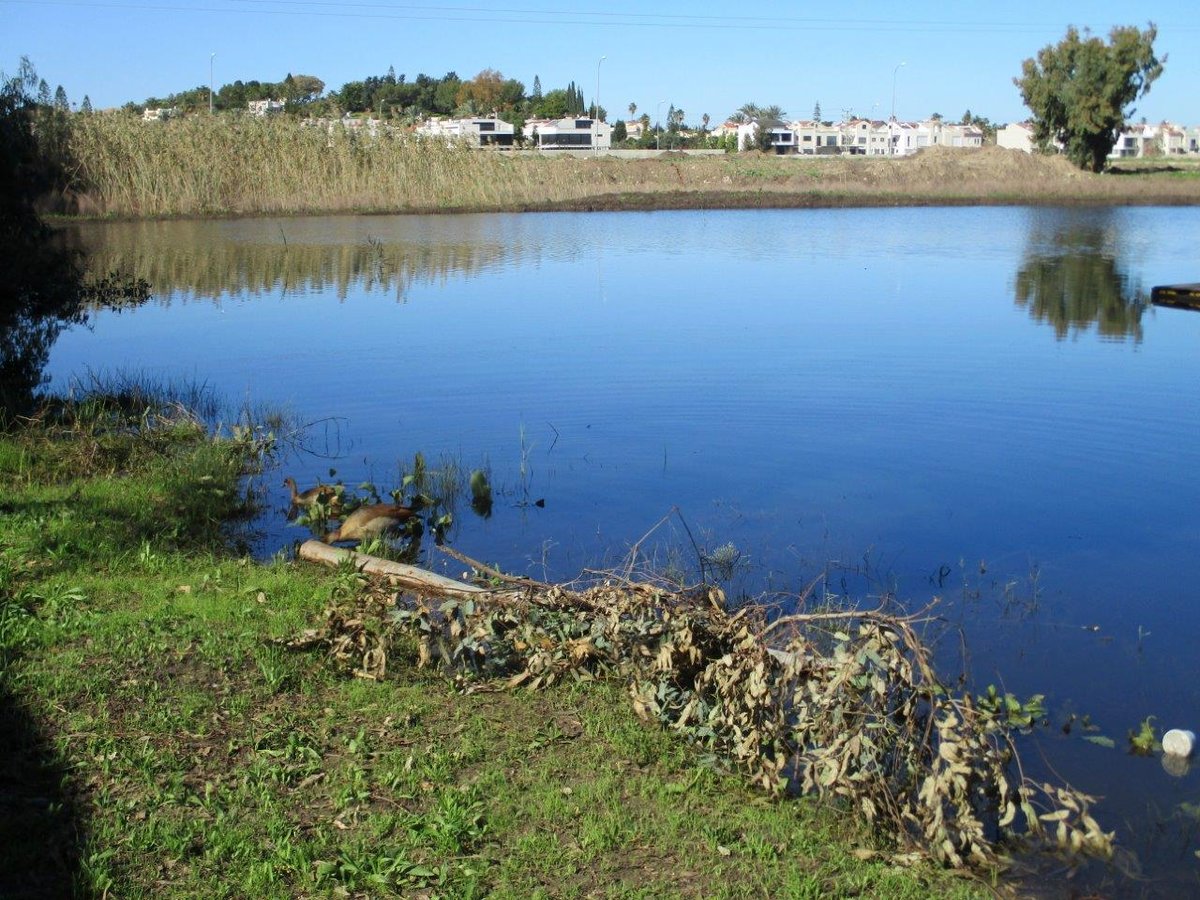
[532,75,542,100]
[80,95,93,114]
[813,101,821,122]
[53,85,69,111]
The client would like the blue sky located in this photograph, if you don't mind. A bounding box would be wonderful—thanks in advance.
[5,1,1198,125]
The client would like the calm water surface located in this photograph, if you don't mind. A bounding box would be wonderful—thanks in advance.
[50,207,1200,893]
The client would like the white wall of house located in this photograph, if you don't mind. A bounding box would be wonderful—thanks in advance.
[997,123,1035,153]
[890,122,917,156]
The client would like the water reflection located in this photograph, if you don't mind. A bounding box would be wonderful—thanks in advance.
[1,238,79,416]
[65,217,543,303]
[1013,214,1146,341]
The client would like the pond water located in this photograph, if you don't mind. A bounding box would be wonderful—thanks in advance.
[48,206,1200,893]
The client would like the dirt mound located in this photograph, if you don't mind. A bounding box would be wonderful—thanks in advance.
[904,144,1084,182]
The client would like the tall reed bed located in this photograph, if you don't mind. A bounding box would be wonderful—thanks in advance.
[64,114,1200,218]
[69,115,615,217]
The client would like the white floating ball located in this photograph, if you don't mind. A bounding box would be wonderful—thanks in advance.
[1161,728,1196,758]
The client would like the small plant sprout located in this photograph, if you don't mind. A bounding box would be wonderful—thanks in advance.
[1137,624,1151,653]
[469,469,493,518]
[1128,716,1158,755]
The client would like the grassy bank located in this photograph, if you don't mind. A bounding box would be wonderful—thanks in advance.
[0,396,986,898]
[60,114,1200,219]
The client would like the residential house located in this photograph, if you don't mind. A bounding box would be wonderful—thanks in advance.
[888,120,918,156]
[248,99,286,116]
[906,120,975,150]
[416,116,515,147]
[1158,123,1187,155]
[142,107,179,121]
[735,121,796,153]
[623,119,645,140]
[997,122,1036,153]
[859,120,894,156]
[790,119,843,154]
[837,119,875,155]
[524,116,612,151]
[1109,123,1158,159]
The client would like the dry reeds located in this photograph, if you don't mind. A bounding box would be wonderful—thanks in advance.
[63,114,1200,219]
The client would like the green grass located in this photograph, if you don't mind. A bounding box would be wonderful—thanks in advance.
[0,397,989,898]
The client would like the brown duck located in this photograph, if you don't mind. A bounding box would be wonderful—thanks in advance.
[323,503,418,544]
[283,476,339,509]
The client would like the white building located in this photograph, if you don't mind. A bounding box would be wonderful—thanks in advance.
[709,121,740,139]
[1000,120,1200,159]
[248,99,286,117]
[735,121,796,153]
[524,116,612,151]
[901,120,978,151]
[416,116,515,147]
[997,122,1036,153]
[789,119,844,154]
[142,107,179,121]
[887,121,918,156]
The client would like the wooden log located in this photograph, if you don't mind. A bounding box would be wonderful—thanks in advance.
[298,540,501,598]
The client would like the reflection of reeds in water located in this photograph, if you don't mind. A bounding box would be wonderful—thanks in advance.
[66,221,525,303]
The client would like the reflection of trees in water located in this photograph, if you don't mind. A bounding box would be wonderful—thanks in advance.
[1013,219,1146,342]
[1,234,86,416]
[65,220,540,304]
[2,56,88,418]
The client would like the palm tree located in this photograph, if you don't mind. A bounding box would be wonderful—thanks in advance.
[759,104,786,125]
[735,102,762,122]
[628,101,637,119]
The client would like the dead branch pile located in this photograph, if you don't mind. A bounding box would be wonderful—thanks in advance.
[294,556,1113,871]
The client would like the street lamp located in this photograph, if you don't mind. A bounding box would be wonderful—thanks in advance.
[209,52,216,115]
[890,61,906,156]
[656,98,666,151]
[595,55,606,155]
[595,55,606,120]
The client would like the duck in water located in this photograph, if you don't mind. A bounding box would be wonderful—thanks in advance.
[283,476,340,510]
[322,503,418,544]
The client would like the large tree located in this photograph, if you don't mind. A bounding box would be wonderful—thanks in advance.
[1014,24,1164,172]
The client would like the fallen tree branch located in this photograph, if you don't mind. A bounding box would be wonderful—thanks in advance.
[298,539,512,599]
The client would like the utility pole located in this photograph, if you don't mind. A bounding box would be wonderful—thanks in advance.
[209,52,216,115]
[890,61,906,156]
[656,98,666,151]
